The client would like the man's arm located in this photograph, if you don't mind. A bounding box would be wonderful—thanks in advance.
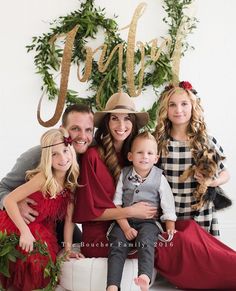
[0,145,41,209]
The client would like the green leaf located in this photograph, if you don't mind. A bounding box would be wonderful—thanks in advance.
[0,245,13,257]
[26,0,197,130]
[0,257,10,277]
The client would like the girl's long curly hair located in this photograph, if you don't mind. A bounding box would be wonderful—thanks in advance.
[95,113,139,183]
[153,86,209,159]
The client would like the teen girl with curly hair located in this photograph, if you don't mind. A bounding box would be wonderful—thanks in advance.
[153,82,230,235]
[152,82,236,290]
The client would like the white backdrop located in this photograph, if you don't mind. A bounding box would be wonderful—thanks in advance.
[0,0,235,248]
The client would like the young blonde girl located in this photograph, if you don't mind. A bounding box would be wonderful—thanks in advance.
[0,128,79,291]
[153,81,230,235]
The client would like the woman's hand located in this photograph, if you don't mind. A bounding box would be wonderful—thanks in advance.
[129,202,157,219]
[19,230,36,252]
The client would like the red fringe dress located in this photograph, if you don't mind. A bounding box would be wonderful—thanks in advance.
[0,188,71,291]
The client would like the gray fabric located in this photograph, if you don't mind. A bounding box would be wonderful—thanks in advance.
[107,221,159,288]
[121,166,162,207]
[0,145,41,209]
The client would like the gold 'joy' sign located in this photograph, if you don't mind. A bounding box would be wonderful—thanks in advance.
[37,3,170,127]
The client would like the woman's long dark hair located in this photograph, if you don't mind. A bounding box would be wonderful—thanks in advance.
[95,113,139,183]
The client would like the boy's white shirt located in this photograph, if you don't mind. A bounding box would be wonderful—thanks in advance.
[113,167,177,222]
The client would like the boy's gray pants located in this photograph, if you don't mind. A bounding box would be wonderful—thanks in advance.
[107,219,159,289]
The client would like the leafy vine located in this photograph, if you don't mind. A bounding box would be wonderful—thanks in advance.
[26,0,197,129]
[0,231,65,291]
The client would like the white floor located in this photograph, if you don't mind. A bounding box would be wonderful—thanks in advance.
[150,276,178,291]
[56,276,179,291]
[217,206,236,250]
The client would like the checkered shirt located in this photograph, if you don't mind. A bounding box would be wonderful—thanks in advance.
[158,136,225,236]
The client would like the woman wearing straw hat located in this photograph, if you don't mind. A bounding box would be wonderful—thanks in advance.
[73,92,157,258]
[72,91,236,290]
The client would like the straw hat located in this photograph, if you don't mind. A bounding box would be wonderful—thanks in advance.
[94,92,149,128]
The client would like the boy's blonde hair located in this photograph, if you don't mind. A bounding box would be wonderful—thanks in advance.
[26,128,79,198]
[131,131,157,152]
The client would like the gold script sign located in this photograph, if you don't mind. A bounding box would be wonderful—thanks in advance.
[37,3,170,127]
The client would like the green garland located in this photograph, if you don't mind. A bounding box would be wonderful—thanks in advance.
[163,0,198,56]
[26,0,197,129]
[0,230,66,291]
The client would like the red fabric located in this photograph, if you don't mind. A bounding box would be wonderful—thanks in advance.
[72,147,236,289]
[73,147,116,222]
[80,221,111,257]
[156,220,236,289]
[73,147,116,257]
[0,189,71,291]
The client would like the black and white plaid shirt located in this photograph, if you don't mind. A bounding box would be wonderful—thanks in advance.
[158,135,225,236]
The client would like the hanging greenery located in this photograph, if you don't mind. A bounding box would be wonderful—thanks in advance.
[0,230,66,291]
[162,0,198,56]
[26,0,197,129]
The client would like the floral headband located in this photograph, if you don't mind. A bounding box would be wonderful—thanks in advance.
[42,136,73,149]
[165,81,198,95]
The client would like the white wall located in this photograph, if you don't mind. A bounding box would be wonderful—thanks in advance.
[0,0,235,248]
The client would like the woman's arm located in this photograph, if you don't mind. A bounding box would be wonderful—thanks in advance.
[94,201,157,221]
[94,166,157,221]
[75,148,157,222]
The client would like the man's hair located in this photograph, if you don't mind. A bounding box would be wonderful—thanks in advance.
[62,104,94,126]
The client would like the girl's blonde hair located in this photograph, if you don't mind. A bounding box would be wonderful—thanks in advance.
[153,86,208,158]
[26,128,79,198]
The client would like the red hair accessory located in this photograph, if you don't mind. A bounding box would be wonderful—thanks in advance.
[164,81,197,95]
[63,136,73,146]
[42,136,73,149]
[179,81,192,90]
